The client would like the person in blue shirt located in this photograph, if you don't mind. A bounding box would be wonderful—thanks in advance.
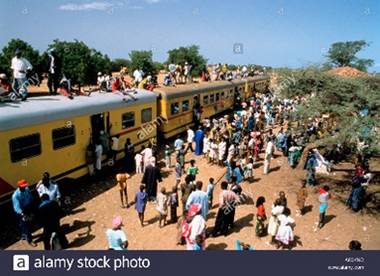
[12,179,36,246]
[106,216,128,250]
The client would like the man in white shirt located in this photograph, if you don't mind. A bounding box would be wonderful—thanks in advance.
[264,138,274,174]
[133,69,143,87]
[185,126,195,153]
[11,49,33,100]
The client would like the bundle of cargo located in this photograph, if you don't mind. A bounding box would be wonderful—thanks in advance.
[327,66,368,77]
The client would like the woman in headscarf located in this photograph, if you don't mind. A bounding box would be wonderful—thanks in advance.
[182,203,206,250]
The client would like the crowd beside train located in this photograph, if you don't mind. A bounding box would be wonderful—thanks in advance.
[10,88,371,250]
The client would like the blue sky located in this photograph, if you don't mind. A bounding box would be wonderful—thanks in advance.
[1,0,379,71]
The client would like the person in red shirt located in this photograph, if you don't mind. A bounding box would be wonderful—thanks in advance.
[256,196,267,237]
[112,77,122,92]
[0,73,12,96]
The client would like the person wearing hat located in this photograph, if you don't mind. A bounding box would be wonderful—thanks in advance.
[12,179,36,246]
[11,48,33,100]
[106,216,128,250]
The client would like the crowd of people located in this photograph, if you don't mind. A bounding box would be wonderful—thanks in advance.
[99,91,370,251]
[8,66,372,251]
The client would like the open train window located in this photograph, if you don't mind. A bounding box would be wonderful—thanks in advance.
[122,112,135,129]
[52,125,76,150]
[210,94,215,103]
[182,100,190,112]
[9,133,41,162]
[171,102,180,115]
[221,92,225,99]
[216,93,220,101]
[141,108,152,123]
[203,95,209,105]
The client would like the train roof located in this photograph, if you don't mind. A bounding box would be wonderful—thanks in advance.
[154,76,269,99]
[0,90,157,131]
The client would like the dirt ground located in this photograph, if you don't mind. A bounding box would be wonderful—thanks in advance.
[3,145,380,250]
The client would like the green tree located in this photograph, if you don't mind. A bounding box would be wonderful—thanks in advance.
[326,40,374,72]
[128,50,156,76]
[166,45,207,77]
[110,58,130,72]
[0,39,41,80]
[277,67,380,154]
[47,39,111,87]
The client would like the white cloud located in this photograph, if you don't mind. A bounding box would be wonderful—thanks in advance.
[59,2,113,11]
[144,0,161,4]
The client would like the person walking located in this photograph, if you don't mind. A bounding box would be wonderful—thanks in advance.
[141,157,162,201]
[185,181,209,220]
[38,194,68,249]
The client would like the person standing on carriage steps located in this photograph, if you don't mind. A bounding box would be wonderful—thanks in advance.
[11,48,32,100]
[47,49,62,95]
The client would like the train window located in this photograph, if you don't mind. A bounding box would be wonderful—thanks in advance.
[122,112,135,129]
[9,133,41,162]
[171,102,180,115]
[210,94,215,103]
[216,93,220,101]
[52,126,76,150]
[182,100,190,112]
[221,92,225,99]
[141,108,152,123]
[203,95,209,105]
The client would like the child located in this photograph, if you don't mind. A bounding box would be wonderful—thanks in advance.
[318,185,331,229]
[135,184,148,226]
[177,210,189,245]
[193,234,204,250]
[175,157,183,180]
[156,186,169,227]
[203,135,210,162]
[164,145,172,168]
[135,152,143,174]
[116,173,130,208]
[244,158,254,182]
[187,159,199,181]
[206,177,215,209]
[296,180,308,215]
[255,196,267,237]
[169,185,179,223]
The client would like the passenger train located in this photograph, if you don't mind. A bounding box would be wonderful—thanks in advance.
[0,75,269,201]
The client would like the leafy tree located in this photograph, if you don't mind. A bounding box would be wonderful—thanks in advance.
[277,67,380,154]
[110,58,130,72]
[47,39,111,87]
[326,40,374,72]
[166,45,207,77]
[0,38,41,81]
[128,50,156,76]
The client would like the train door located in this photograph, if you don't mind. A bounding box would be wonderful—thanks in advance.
[193,94,201,127]
[90,113,105,142]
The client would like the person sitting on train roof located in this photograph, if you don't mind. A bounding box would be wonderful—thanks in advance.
[57,75,74,99]
[0,73,12,95]
[112,76,122,92]
[163,73,173,86]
